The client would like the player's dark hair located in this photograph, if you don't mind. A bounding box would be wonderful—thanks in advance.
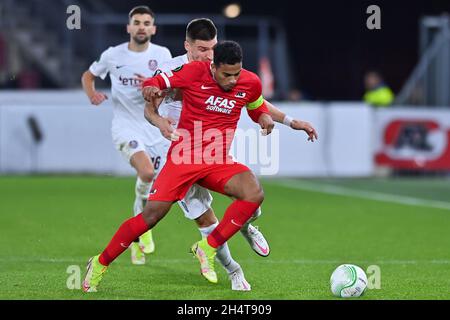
[186,18,217,41]
[213,41,243,66]
[128,5,155,21]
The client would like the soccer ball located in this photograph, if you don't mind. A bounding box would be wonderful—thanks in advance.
[330,264,368,298]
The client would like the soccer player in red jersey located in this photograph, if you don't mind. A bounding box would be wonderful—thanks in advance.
[144,18,317,291]
[82,40,274,292]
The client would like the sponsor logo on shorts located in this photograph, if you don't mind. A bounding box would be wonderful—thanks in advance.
[128,140,138,149]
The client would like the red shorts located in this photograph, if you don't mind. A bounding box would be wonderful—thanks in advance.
[148,158,250,202]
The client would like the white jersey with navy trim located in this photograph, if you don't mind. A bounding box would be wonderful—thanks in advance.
[89,42,172,146]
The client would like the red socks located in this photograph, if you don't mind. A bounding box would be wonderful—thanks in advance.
[99,214,149,266]
[97,200,259,265]
[207,200,260,248]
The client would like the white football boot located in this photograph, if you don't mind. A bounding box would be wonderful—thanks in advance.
[229,267,251,291]
[241,224,270,257]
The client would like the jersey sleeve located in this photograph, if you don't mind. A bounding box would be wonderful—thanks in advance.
[89,48,112,80]
[246,75,264,110]
[245,74,270,123]
[143,61,199,90]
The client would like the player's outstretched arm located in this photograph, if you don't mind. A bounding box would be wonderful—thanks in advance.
[290,119,318,142]
[265,99,286,123]
[265,100,318,142]
[81,70,108,105]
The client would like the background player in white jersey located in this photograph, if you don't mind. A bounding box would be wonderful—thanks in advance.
[81,6,172,265]
[144,19,317,291]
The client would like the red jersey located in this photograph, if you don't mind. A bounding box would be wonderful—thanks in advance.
[143,61,268,164]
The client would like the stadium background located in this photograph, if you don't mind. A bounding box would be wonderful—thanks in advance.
[0,0,450,300]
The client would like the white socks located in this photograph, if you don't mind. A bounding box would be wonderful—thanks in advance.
[199,222,240,274]
[133,176,152,216]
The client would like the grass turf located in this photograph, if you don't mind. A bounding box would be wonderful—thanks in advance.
[0,176,449,300]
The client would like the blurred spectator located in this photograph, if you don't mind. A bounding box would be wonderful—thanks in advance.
[363,70,395,107]
[288,88,303,102]
[259,57,274,99]
[286,88,312,102]
[17,66,41,89]
[0,33,41,89]
[0,32,7,86]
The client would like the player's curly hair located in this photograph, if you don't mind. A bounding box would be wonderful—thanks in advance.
[186,18,217,41]
[213,41,243,66]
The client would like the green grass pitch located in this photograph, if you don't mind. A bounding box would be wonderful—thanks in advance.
[1,176,449,299]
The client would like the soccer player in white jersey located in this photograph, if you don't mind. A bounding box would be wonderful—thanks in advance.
[144,19,318,291]
[81,6,172,265]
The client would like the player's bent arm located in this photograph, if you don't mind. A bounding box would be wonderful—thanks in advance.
[247,103,271,124]
[258,112,275,136]
[142,76,166,102]
[264,99,296,127]
[265,100,286,123]
[246,97,274,135]
[81,70,96,98]
[81,70,108,105]
[247,95,270,122]
[144,99,163,127]
[144,100,176,141]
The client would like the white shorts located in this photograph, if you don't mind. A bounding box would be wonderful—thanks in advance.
[177,184,213,220]
[113,129,170,177]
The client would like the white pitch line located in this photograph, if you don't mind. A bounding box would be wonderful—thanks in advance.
[1,257,450,265]
[273,179,450,211]
[256,259,450,265]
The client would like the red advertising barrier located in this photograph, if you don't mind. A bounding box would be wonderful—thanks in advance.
[375,109,450,170]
